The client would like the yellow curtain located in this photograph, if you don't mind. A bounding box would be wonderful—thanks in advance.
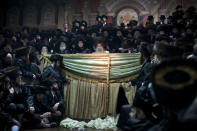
[39,53,140,119]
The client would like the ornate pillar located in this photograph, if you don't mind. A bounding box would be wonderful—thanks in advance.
[82,1,89,22]
[65,4,73,26]
[140,11,150,26]
[107,12,115,24]
[58,4,65,29]
[98,0,107,15]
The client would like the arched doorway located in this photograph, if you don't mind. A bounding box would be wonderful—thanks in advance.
[115,7,139,26]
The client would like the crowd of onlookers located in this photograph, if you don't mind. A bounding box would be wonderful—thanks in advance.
[0,4,197,131]
[116,5,197,131]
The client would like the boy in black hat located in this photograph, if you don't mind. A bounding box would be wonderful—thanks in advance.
[29,52,41,84]
[41,54,67,96]
[0,74,21,131]
[15,46,38,84]
[4,67,37,129]
[75,38,91,53]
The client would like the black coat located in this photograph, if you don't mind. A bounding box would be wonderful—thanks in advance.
[41,65,66,85]
[43,90,64,113]
[6,85,34,108]
[16,59,33,79]
[0,106,15,130]
[131,60,152,88]
[30,62,41,79]
[33,97,48,114]
[109,36,123,52]
[41,65,66,96]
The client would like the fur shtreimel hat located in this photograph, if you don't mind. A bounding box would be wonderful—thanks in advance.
[152,59,197,110]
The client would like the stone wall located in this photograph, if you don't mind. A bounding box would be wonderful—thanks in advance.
[0,0,197,31]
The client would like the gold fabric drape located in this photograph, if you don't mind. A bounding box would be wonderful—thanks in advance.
[39,53,141,119]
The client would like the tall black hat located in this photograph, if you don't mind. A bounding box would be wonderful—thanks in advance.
[152,59,197,110]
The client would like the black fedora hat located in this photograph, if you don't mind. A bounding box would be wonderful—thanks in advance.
[96,15,102,21]
[102,15,108,19]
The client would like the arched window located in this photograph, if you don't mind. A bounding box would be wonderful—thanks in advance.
[116,8,138,26]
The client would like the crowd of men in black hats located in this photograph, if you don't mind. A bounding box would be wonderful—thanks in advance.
[0,4,197,131]
[116,5,197,131]
[0,54,66,130]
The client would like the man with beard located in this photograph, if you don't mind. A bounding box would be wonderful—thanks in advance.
[57,41,71,54]
[42,79,65,126]
[32,86,58,128]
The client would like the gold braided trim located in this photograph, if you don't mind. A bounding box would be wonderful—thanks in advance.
[41,54,110,58]
[63,69,138,83]
[39,55,52,64]
[40,53,140,58]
